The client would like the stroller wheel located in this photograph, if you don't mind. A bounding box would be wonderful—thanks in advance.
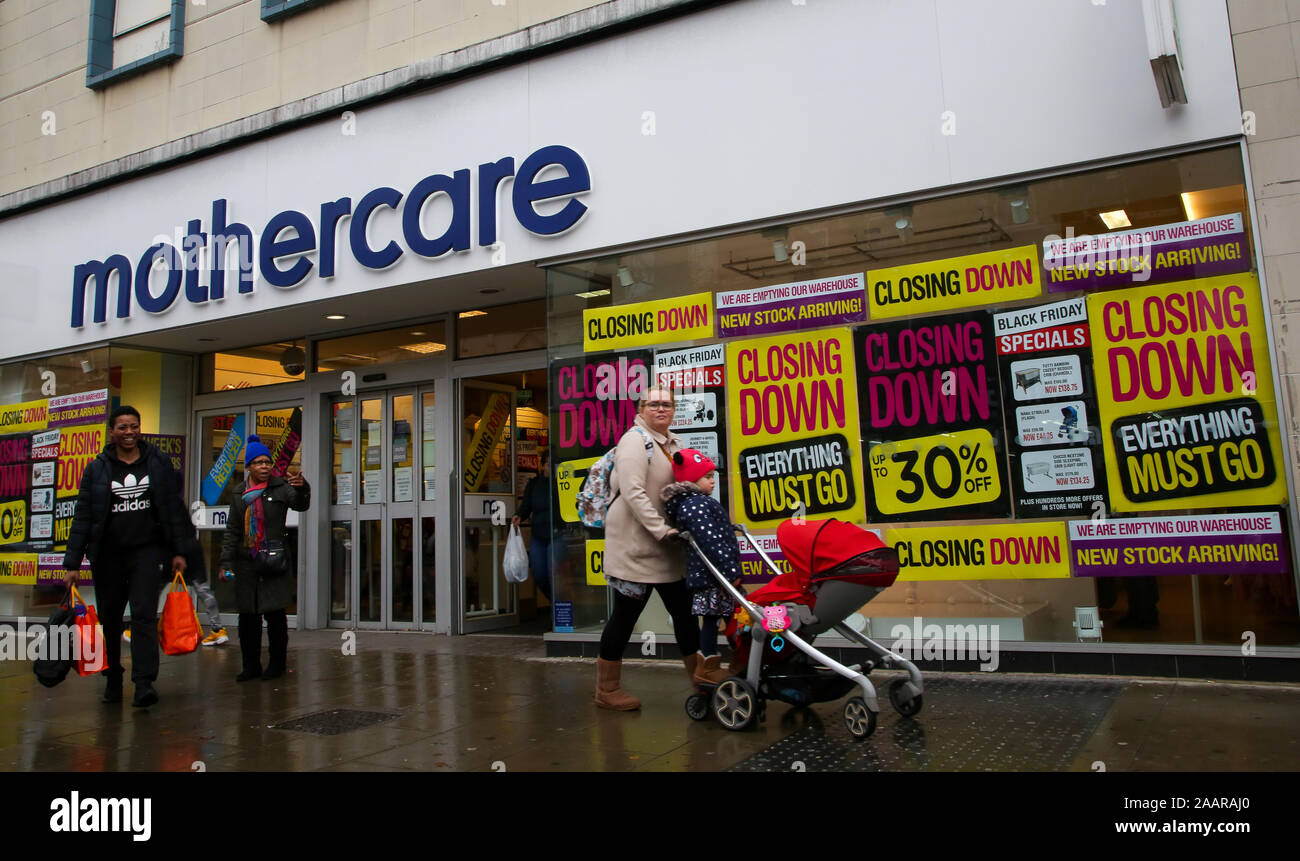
[843,696,877,740]
[685,693,710,721]
[888,678,923,718]
[712,677,759,732]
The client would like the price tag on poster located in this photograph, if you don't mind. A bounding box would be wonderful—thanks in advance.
[726,328,865,528]
[551,350,653,526]
[994,298,1108,517]
[1088,273,1286,512]
[655,343,727,507]
[855,310,1010,522]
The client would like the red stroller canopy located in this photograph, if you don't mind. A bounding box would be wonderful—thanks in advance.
[747,518,899,608]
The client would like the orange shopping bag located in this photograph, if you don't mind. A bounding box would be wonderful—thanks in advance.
[70,584,105,676]
[158,571,201,656]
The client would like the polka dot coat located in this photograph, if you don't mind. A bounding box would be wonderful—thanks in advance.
[661,482,739,616]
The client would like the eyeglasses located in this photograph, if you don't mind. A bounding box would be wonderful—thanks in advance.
[249,459,272,467]
[644,402,674,410]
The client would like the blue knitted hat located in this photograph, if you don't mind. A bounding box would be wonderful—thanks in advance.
[245,435,272,466]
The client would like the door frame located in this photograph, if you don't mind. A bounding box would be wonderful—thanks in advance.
[190,392,306,630]
[450,349,547,634]
[313,361,454,633]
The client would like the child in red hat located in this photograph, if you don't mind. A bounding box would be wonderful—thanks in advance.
[661,448,742,686]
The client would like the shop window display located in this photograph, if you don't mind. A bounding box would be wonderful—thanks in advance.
[0,347,192,617]
[546,146,1298,648]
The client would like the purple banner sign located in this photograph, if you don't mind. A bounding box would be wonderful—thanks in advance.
[37,554,92,587]
[1045,213,1248,293]
[717,273,866,338]
[46,389,108,429]
[1069,511,1288,577]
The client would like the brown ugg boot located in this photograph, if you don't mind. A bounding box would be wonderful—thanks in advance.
[682,652,700,683]
[693,654,731,685]
[594,657,640,711]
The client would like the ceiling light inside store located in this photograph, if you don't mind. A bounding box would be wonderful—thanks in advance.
[772,240,788,262]
[576,289,611,298]
[325,314,347,320]
[1009,199,1030,224]
[401,342,446,354]
[616,267,634,287]
[459,310,487,318]
[1099,209,1131,229]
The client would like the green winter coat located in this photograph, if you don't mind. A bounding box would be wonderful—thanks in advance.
[220,476,311,614]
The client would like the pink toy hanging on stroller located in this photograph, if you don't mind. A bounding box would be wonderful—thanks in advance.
[679,518,924,739]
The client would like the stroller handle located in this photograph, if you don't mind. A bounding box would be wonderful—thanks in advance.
[677,526,769,624]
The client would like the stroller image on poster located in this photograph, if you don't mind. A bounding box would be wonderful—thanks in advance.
[679,518,924,739]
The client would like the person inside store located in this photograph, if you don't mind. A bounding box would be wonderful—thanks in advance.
[62,406,192,708]
[512,450,554,602]
[593,386,706,710]
[220,435,311,682]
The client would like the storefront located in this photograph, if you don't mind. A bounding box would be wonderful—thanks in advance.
[0,0,1294,671]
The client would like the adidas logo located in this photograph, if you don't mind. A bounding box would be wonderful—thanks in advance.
[111,474,149,500]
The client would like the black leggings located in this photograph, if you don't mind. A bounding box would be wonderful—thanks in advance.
[599,579,700,662]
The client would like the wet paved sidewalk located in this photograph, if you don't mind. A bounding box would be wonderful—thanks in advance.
[2,629,1298,772]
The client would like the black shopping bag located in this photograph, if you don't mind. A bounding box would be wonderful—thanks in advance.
[33,588,76,688]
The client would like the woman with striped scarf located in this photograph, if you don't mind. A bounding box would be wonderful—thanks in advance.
[220,435,311,682]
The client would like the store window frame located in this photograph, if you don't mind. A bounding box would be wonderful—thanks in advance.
[86,0,186,90]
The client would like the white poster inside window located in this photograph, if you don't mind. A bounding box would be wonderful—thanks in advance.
[363,470,382,503]
[393,467,413,502]
[335,474,353,505]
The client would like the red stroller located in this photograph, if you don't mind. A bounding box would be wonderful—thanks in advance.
[680,518,924,739]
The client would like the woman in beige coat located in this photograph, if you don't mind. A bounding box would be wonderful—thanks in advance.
[595,387,728,710]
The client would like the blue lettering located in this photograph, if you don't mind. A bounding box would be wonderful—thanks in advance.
[477,157,515,247]
[183,218,208,303]
[350,187,403,270]
[71,255,132,327]
[134,243,182,314]
[318,197,352,279]
[69,146,591,327]
[402,170,470,258]
[512,145,590,236]
[259,208,316,288]
[210,198,254,298]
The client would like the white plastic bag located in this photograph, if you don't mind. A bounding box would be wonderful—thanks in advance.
[504,524,529,583]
